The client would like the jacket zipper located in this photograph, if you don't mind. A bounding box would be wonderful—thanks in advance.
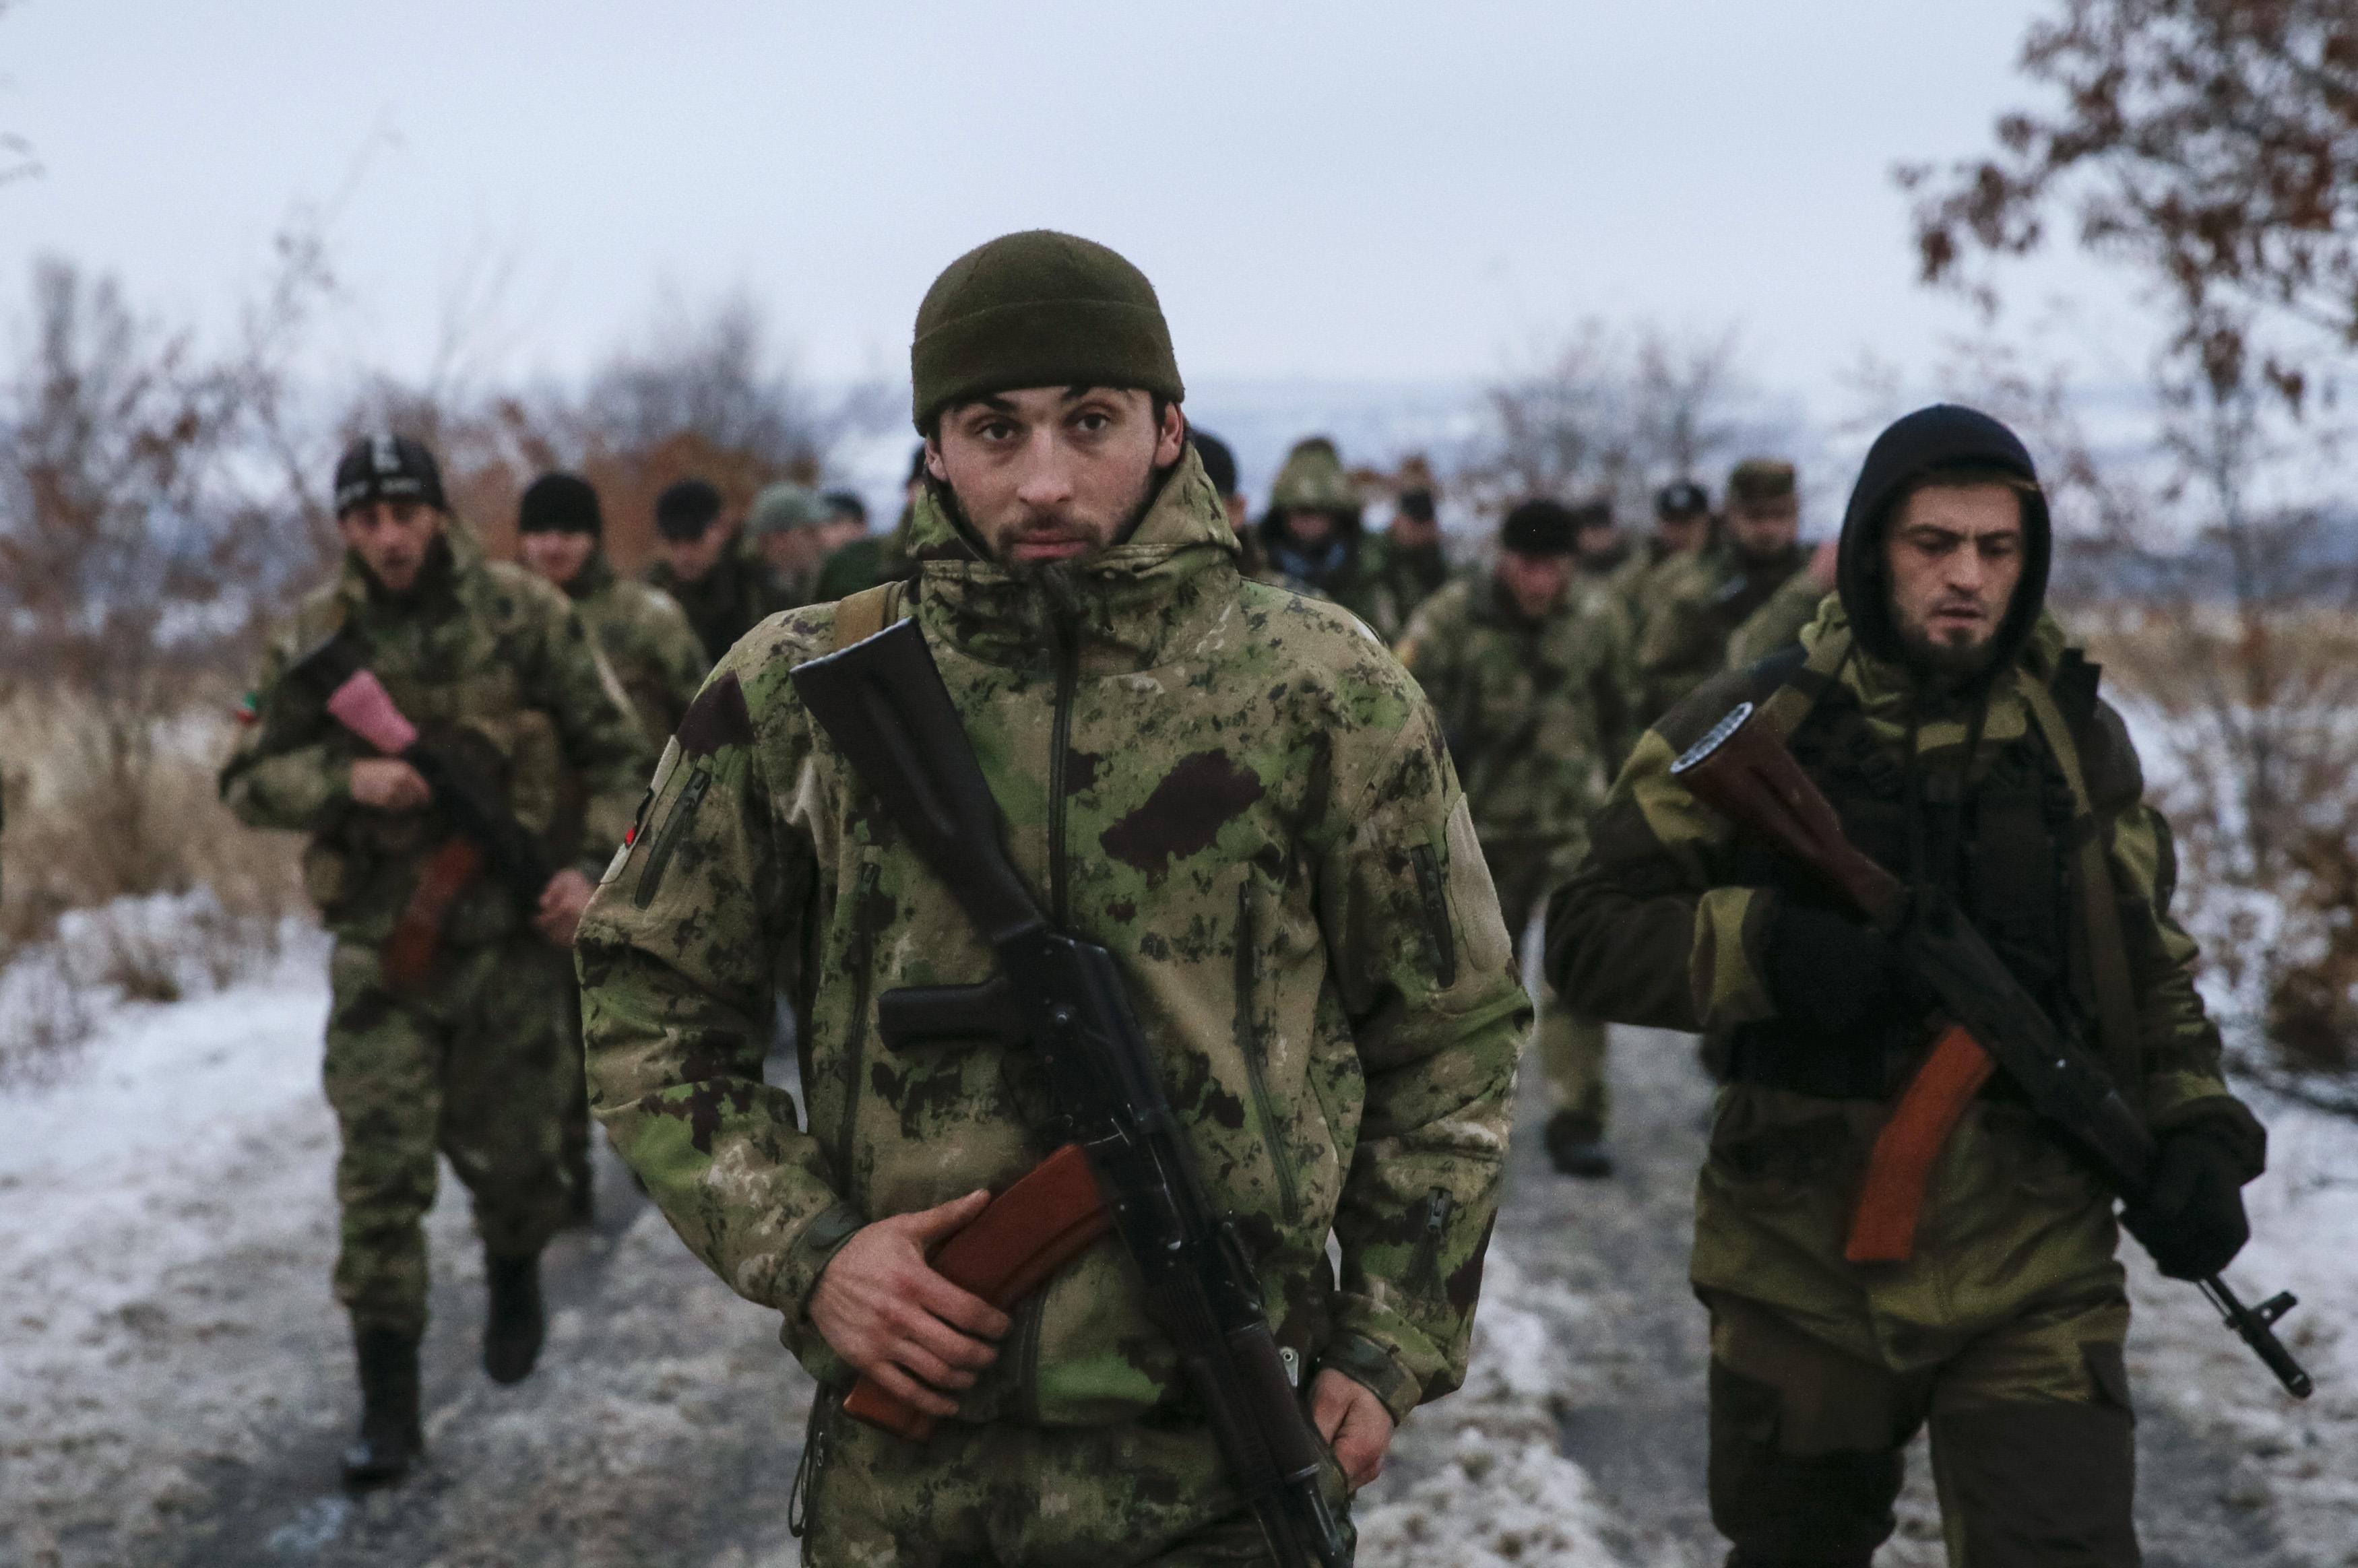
[1409,843,1458,987]
[633,766,711,909]
[1236,884,1302,1225]
[831,861,883,1192]
[1018,624,1081,1426]
[1407,1186,1453,1297]
[1048,621,1080,926]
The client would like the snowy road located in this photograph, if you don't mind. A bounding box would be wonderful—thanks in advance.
[2,953,2350,1567]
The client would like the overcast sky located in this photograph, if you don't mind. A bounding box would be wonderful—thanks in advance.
[3,1,2124,422]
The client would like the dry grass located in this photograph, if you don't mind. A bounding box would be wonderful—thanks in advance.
[1,682,307,1079]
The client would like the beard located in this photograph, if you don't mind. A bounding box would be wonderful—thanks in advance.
[1894,610,2004,685]
[988,469,1164,643]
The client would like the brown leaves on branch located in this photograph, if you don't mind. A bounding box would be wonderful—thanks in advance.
[1901,0,2358,402]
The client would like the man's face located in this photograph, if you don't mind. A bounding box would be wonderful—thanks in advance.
[1883,482,2027,677]
[1389,511,1439,549]
[338,500,445,593]
[519,528,596,589]
[927,386,1184,567]
[1574,523,1622,567]
[820,517,866,553]
[658,522,730,583]
[759,528,825,579]
[1221,492,1250,537]
[1283,509,1339,548]
[1496,548,1571,619]
[1726,495,1799,560]
[1655,511,1709,556]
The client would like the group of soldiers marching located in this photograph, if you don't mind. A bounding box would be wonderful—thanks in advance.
[217,228,2272,1567]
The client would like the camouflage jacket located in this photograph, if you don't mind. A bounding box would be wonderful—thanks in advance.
[814,533,890,601]
[567,551,709,750]
[645,533,788,667]
[1399,575,1640,860]
[1362,532,1453,636]
[577,447,1528,1430]
[1550,600,2262,1155]
[1634,542,1806,721]
[220,523,651,946]
[1723,572,1833,672]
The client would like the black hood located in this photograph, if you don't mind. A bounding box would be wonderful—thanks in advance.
[1836,403,2051,678]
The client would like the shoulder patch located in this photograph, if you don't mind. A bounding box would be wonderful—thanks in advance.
[676,672,755,757]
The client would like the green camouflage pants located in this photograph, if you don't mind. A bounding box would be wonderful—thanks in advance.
[1486,840,1608,1133]
[797,1393,1356,1567]
[1694,1092,2138,1567]
[322,935,575,1337]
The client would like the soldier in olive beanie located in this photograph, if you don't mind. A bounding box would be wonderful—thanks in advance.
[911,230,1185,432]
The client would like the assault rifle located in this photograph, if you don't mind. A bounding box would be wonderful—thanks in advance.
[288,630,557,984]
[791,618,1351,1568]
[1671,699,2313,1399]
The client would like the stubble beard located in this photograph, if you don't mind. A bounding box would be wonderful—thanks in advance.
[971,466,1162,638]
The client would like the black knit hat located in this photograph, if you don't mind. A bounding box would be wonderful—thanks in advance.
[1655,480,1709,519]
[1191,430,1240,500]
[1836,403,2050,676]
[1500,498,1579,557]
[911,230,1184,430]
[517,471,602,537]
[1397,488,1436,524]
[654,478,724,542]
[333,434,445,517]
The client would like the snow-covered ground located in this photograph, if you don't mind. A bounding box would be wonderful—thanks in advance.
[0,934,1625,1567]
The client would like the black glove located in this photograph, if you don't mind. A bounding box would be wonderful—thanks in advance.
[1760,901,1917,1041]
[2120,1124,2252,1280]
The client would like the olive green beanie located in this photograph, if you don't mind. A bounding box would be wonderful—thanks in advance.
[910,230,1184,431]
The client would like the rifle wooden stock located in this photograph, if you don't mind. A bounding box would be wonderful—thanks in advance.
[843,1143,1114,1441]
[1674,702,1990,1264]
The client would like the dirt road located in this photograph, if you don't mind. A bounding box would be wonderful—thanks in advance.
[3,969,2341,1567]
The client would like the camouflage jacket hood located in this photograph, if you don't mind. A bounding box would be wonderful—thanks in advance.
[577,446,1527,1431]
[910,447,1246,674]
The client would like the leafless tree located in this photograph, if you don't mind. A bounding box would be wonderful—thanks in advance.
[1465,321,1751,517]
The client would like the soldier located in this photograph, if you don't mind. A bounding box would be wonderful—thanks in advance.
[1399,499,1639,1179]
[1634,458,1808,719]
[748,480,836,610]
[644,478,777,666]
[1368,484,1453,627]
[1190,427,1288,587]
[1569,497,1648,601]
[1258,436,1400,636]
[221,435,649,1487]
[813,488,887,600]
[577,229,1527,1565]
[513,469,706,1219]
[1547,405,2266,1565]
[1725,535,1839,671]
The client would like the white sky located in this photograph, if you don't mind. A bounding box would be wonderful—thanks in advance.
[0,0,2128,414]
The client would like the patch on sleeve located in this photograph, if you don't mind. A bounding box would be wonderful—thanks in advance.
[676,672,754,758]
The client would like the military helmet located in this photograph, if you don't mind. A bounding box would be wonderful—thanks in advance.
[1269,436,1357,514]
[333,433,445,517]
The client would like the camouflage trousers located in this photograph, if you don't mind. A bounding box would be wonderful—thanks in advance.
[322,934,575,1337]
[796,1392,1356,1567]
[1485,839,1608,1133]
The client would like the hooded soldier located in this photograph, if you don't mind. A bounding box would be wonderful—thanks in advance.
[1257,436,1403,636]
[1546,405,2265,1567]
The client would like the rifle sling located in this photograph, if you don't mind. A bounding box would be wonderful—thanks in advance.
[831,580,908,651]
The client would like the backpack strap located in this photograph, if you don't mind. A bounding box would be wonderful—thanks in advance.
[2017,661,2142,1088]
[1754,624,1853,741]
[830,581,907,652]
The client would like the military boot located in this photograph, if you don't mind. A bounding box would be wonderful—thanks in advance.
[341,1326,422,1489]
[1544,1110,1615,1179]
[482,1249,545,1385]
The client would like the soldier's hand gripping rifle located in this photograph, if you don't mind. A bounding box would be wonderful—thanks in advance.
[1671,700,2314,1400]
[289,630,557,985]
[792,618,1351,1568]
